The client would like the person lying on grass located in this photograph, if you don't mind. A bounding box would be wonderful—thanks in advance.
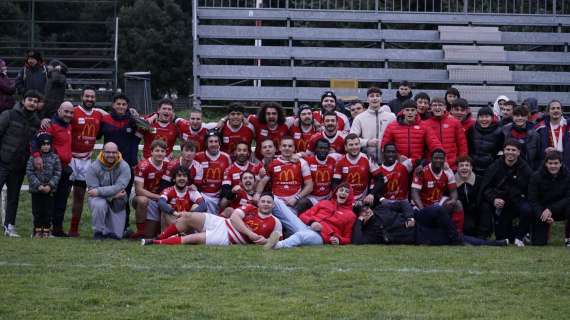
[141,192,282,246]
[264,183,356,249]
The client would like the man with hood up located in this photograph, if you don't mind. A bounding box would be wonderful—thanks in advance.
[15,50,47,95]
[264,183,356,249]
[492,95,510,118]
[42,59,68,119]
[522,97,543,126]
[86,142,131,240]
[388,81,413,114]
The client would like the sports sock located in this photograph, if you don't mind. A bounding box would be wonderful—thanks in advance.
[69,216,80,233]
[155,236,182,245]
[136,222,145,234]
[157,224,180,240]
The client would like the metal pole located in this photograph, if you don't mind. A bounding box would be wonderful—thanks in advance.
[30,0,35,48]
[114,16,119,91]
[192,0,201,108]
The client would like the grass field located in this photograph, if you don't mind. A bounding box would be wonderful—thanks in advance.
[1,194,570,319]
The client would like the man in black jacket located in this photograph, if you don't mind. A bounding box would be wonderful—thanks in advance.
[0,90,42,237]
[388,81,413,114]
[352,200,507,246]
[478,139,533,246]
[528,151,570,247]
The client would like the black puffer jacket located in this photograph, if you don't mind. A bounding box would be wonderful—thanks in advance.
[352,200,415,245]
[502,123,540,170]
[388,90,413,114]
[15,64,47,95]
[478,157,533,206]
[528,166,570,218]
[0,103,41,170]
[467,122,504,175]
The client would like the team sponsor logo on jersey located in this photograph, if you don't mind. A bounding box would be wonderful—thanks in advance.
[232,173,241,180]
[206,168,222,180]
[81,123,97,138]
[294,133,301,139]
[279,168,295,181]
[148,173,155,179]
[78,117,85,125]
[316,170,330,183]
[223,137,230,143]
[342,167,349,174]
[310,164,318,171]
[274,165,281,172]
[387,178,399,191]
[347,172,360,184]
[261,129,268,136]
[427,181,434,188]
[201,162,209,168]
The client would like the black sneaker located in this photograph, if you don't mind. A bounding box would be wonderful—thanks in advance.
[93,232,105,241]
[141,239,154,246]
[51,230,69,238]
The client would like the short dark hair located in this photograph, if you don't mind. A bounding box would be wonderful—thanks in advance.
[548,100,562,110]
[513,106,529,117]
[227,102,245,114]
[432,148,446,157]
[259,192,274,200]
[504,101,517,108]
[456,155,473,165]
[112,93,129,104]
[383,142,398,152]
[414,92,430,102]
[235,141,250,151]
[322,110,337,120]
[401,99,417,110]
[181,141,196,152]
[544,150,563,162]
[367,87,382,96]
[315,138,330,149]
[344,133,360,145]
[23,89,43,100]
[150,139,167,151]
[82,86,96,96]
[241,171,255,180]
[504,139,522,151]
[398,80,411,88]
[451,98,469,109]
[157,98,175,110]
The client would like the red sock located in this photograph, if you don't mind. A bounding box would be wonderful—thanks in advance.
[136,222,145,234]
[157,224,180,240]
[69,216,80,232]
[452,210,465,235]
[155,236,182,245]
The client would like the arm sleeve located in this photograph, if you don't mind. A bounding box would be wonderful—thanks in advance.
[15,69,25,95]
[350,118,368,147]
[158,197,175,215]
[26,158,41,190]
[337,217,355,245]
[48,157,62,189]
[457,122,469,156]
[92,163,131,197]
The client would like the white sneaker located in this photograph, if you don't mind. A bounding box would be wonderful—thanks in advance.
[514,238,525,247]
[4,224,21,238]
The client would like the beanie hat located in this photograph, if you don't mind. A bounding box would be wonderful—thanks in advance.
[477,106,494,117]
[297,104,312,117]
[37,132,52,146]
[321,91,337,103]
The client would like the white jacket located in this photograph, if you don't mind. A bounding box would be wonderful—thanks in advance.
[350,105,395,161]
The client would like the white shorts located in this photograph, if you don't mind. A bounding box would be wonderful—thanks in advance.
[203,213,230,246]
[70,158,92,182]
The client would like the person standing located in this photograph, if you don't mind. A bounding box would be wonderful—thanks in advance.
[0,59,16,114]
[0,90,42,237]
[41,59,67,119]
[15,50,47,96]
[388,81,413,114]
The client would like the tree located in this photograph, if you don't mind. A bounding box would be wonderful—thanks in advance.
[118,0,192,98]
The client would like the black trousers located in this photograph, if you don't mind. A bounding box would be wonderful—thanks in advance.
[531,206,570,245]
[32,192,54,229]
[0,164,26,227]
[52,166,72,229]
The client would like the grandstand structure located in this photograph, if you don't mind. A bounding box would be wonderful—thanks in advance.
[0,0,118,100]
[193,0,570,110]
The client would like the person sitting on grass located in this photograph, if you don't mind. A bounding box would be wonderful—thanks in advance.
[158,165,205,229]
[264,183,356,249]
[86,142,131,240]
[26,132,61,238]
[141,192,282,246]
[351,200,508,246]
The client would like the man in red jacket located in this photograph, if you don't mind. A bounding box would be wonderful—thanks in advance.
[422,97,468,170]
[381,99,441,164]
[32,101,73,237]
[264,183,356,249]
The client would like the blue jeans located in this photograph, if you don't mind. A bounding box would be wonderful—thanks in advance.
[272,197,308,235]
[276,229,324,248]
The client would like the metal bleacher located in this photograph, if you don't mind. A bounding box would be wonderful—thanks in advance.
[192,0,570,109]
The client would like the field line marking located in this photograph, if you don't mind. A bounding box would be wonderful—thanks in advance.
[0,261,567,277]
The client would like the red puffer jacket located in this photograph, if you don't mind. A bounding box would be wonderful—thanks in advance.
[299,184,356,244]
[32,115,72,167]
[422,112,468,169]
[381,114,442,163]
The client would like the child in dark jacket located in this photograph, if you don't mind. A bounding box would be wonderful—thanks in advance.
[26,133,61,238]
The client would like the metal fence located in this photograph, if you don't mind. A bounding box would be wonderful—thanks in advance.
[198,0,569,15]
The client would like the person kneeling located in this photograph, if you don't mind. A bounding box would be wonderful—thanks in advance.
[86,142,131,240]
[141,192,281,246]
[264,183,356,249]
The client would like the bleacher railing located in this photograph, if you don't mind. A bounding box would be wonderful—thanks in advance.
[198,0,569,15]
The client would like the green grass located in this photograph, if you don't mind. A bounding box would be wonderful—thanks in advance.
[1,195,569,319]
